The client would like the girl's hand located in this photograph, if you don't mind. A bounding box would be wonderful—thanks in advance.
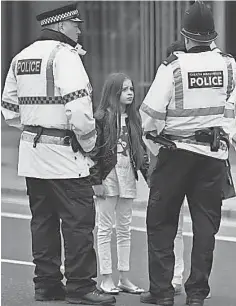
[92,184,106,199]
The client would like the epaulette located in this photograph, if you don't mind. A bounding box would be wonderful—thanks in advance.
[56,42,71,52]
[58,42,67,47]
[58,42,72,49]
[219,52,234,58]
[162,53,178,66]
[61,43,77,54]
[70,48,78,54]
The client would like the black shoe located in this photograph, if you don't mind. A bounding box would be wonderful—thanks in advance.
[35,283,65,301]
[65,289,116,305]
[140,292,157,304]
[186,297,204,306]
[140,292,174,305]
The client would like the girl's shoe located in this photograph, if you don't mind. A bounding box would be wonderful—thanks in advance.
[117,281,145,294]
[100,283,119,295]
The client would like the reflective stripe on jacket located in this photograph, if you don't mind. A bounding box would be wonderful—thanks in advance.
[2,39,96,178]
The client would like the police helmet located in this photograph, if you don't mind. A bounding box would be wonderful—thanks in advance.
[180,1,218,42]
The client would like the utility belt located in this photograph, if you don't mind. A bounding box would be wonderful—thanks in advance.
[146,127,229,152]
[23,125,83,153]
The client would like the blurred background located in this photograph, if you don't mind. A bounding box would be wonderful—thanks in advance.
[1,1,236,104]
[1,1,236,195]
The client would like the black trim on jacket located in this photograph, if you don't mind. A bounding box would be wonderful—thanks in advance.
[36,29,77,47]
[187,46,211,53]
[89,112,149,185]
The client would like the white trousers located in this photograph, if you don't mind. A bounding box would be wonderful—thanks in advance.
[96,196,133,275]
[173,204,184,285]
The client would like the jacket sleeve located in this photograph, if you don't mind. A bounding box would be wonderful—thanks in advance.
[140,63,173,154]
[89,119,104,185]
[1,57,22,130]
[139,141,150,182]
[54,48,96,152]
[227,87,236,149]
[224,58,236,148]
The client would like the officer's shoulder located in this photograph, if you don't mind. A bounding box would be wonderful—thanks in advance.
[219,52,234,59]
[68,47,78,55]
[56,43,80,61]
[58,42,77,54]
[162,54,178,66]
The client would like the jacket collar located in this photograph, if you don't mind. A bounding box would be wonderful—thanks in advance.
[36,29,77,48]
[187,46,211,53]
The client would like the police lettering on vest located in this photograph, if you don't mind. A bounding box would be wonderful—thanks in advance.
[188,71,223,89]
[17,59,42,75]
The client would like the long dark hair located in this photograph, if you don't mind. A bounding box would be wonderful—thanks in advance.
[95,72,145,169]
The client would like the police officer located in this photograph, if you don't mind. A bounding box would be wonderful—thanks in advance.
[1,2,116,305]
[140,2,236,306]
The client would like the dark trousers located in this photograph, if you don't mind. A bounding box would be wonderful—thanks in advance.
[26,177,97,296]
[147,148,224,300]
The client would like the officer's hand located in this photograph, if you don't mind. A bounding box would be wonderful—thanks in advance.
[92,185,106,199]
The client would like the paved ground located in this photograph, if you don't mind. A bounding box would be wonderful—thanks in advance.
[2,198,236,306]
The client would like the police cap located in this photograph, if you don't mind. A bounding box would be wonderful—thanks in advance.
[36,2,83,27]
[180,1,218,42]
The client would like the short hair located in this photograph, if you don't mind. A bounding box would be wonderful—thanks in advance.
[166,40,186,57]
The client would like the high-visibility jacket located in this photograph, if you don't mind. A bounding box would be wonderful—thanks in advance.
[2,39,96,179]
[141,48,236,159]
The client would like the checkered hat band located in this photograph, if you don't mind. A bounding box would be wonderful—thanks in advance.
[63,89,88,104]
[41,9,79,26]
[18,96,64,105]
[2,101,20,113]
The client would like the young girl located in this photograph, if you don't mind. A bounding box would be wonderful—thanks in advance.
[90,72,149,295]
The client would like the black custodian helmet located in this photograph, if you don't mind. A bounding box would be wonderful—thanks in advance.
[180,1,218,42]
